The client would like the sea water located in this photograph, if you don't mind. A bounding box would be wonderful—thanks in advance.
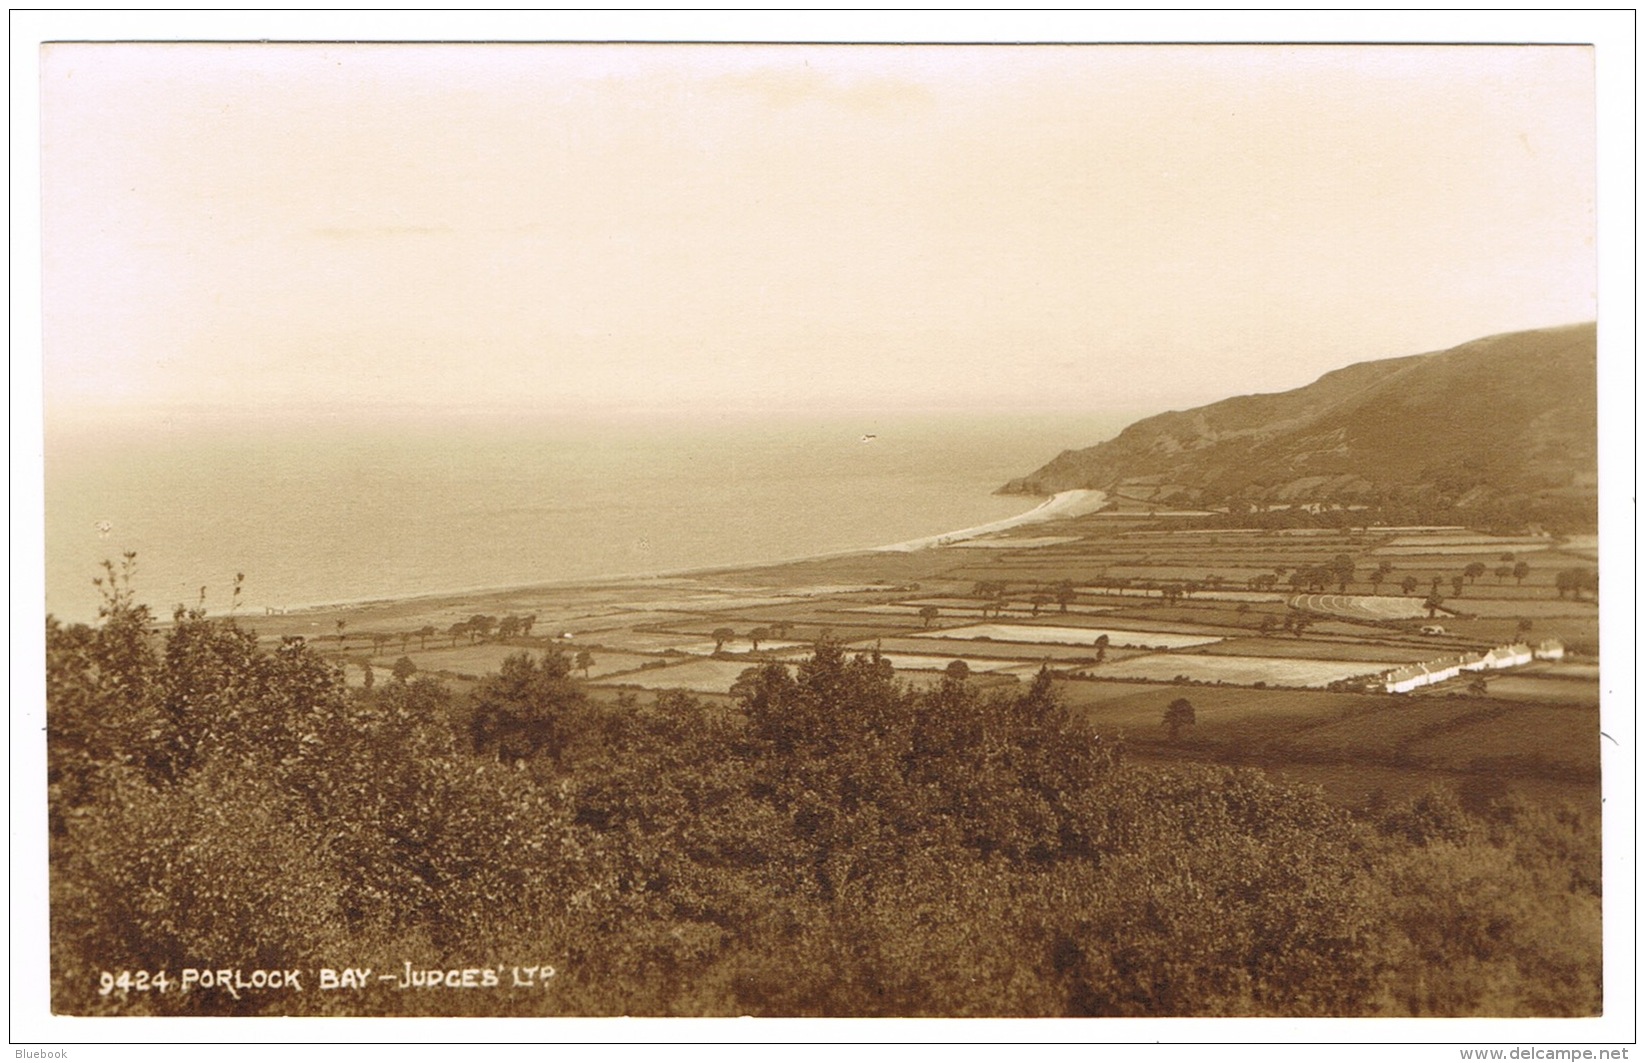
[42,409,1131,624]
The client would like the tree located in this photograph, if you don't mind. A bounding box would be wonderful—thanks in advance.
[335,619,347,647]
[1463,562,1486,584]
[361,661,374,690]
[1555,567,1598,601]
[575,650,594,679]
[1401,576,1420,595]
[1093,634,1110,664]
[1055,580,1076,614]
[497,615,520,640]
[1330,553,1355,593]
[1513,562,1531,586]
[748,627,773,653]
[1369,570,1384,594]
[1030,591,1052,617]
[467,615,496,643]
[391,656,417,682]
[1450,575,1466,598]
[1163,697,1196,741]
[417,625,436,650]
[468,650,588,764]
[1258,615,1275,636]
[1467,675,1489,697]
[371,633,389,656]
[447,621,466,647]
[1494,565,1512,584]
[919,605,939,629]
[944,659,970,682]
[1423,594,1445,619]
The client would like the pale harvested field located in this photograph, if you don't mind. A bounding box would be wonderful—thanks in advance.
[838,603,1118,619]
[912,623,1221,650]
[1289,594,1431,621]
[590,658,766,693]
[1079,653,1400,688]
[1200,638,1432,663]
[865,636,1145,662]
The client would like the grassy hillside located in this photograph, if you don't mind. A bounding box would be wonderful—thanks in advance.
[1003,324,1597,526]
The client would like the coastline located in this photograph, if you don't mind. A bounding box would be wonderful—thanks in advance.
[236,489,1108,622]
[875,490,1109,552]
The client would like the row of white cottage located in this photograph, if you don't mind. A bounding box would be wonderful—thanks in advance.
[1381,639,1566,694]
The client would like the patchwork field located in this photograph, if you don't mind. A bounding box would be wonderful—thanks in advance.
[285,517,1602,815]
[1079,653,1400,688]
[1289,594,1433,621]
[1199,638,1433,663]
[912,623,1222,649]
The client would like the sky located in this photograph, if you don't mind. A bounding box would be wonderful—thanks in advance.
[40,41,1596,425]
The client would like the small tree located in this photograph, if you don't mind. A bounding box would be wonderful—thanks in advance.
[712,627,736,654]
[919,605,939,629]
[1093,634,1110,663]
[418,625,436,650]
[391,656,417,682]
[1401,576,1419,595]
[1423,594,1445,619]
[1494,565,1512,584]
[1450,575,1466,598]
[1555,567,1598,601]
[1463,562,1486,584]
[1513,561,1531,586]
[1055,580,1076,614]
[575,650,594,679]
[944,659,970,682]
[748,626,772,653]
[1330,553,1355,593]
[1164,697,1196,741]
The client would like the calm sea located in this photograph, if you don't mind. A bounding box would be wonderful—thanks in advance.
[43,410,1129,623]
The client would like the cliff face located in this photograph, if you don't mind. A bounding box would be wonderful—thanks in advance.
[1001,323,1597,518]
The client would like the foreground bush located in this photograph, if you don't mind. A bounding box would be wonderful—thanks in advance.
[46,598,1600,1016]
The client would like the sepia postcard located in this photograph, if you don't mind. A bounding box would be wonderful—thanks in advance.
[11,10,1635,1054]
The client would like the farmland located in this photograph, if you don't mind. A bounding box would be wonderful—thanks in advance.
[250,518,1601,816]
